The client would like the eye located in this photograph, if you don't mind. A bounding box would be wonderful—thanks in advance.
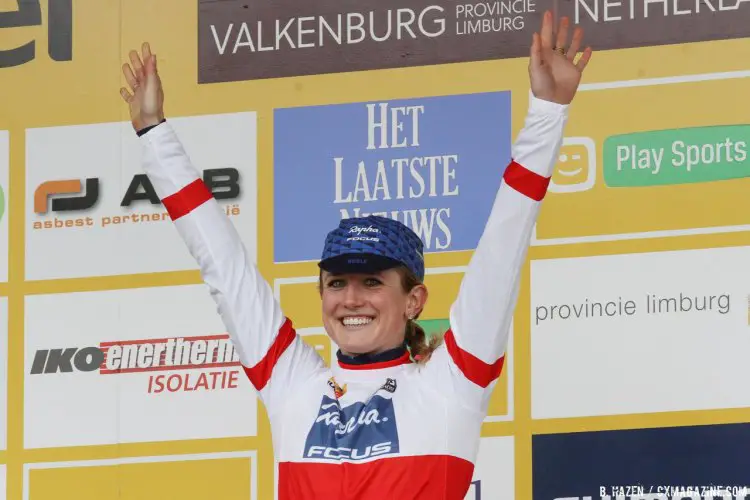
[326,279,345,289]
[364,277,382,287]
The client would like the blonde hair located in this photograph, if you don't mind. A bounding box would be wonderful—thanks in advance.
[317,266,444,364]
[397,267,443,364]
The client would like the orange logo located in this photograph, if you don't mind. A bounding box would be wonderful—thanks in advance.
[33,178,98,214]
[328,377,347,399]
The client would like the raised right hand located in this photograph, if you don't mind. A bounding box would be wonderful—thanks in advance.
[120,42,164,132]
[528,11,592,105]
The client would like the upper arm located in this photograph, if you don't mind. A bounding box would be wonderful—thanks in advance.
[430,93,568,410]
[139,121,324,413]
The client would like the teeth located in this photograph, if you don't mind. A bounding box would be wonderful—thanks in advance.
[342,317,372,326]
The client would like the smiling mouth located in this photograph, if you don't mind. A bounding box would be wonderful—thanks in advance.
[341,316,374,328]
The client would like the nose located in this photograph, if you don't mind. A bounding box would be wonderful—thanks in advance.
[343,282,365,309]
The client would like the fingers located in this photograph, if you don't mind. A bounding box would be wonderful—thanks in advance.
[119,87,133,103]
[141,42,157,75]
[122,63,139,92]
[555,16,569,51]
[129,49,145,81]
[576,46,593,71]
[529,32,541,68]
[141,41,152,61]
[120,42,159,106]
[147,51,157,75]
[540,10,554,49]
[567,26,584,61]
[121,42,156,93]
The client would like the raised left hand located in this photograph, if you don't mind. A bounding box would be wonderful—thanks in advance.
[119,42,165,132]
[528,10,593,105]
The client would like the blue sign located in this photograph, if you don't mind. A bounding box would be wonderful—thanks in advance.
[273,91,512,263]
[532,423,750,499]
[303,394,399,462]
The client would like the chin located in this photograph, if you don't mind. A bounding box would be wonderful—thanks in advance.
[336,336,379,356]
[329,326,380,355]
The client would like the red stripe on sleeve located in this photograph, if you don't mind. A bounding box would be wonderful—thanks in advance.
[162,178,213,220]
[443,329,504,388]
[502,160,550,201]
[242,319,296,391]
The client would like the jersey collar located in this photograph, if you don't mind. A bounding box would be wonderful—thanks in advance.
[336,344,412,370]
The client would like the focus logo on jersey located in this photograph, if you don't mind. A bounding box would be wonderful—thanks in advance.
[304,394,399,462]
[29,334,242,394]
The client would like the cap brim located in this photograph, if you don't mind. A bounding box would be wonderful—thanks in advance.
[318,253,402,275]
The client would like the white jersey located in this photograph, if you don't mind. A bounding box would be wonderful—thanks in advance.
[138,92,568,499]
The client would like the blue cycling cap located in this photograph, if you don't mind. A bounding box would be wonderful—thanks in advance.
[318,215,425,282]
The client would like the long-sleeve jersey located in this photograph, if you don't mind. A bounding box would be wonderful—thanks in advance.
[138,92,568,499]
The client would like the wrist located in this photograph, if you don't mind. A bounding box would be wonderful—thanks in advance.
[135,117,166,137]
[528,90,569,113]
[137,113,164,129]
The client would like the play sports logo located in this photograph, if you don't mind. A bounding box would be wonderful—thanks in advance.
[30,334,244,394]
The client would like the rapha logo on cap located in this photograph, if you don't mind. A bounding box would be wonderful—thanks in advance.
[349,225,379,235]
[347,225,380,242]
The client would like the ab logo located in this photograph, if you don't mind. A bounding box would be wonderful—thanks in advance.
[0,0,73,68]
[33,168,239,215]
[304,394,399,462]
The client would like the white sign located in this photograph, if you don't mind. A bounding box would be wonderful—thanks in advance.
[25,112,257,280]
[531,247,750,418]
[24,285,258,448]
[0,464,5,500]
[465,436,514,500]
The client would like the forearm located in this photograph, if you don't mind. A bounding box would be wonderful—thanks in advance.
[138,121,287,369]
[449,93,568,364]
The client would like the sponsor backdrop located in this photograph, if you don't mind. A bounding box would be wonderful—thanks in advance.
[1,0,750,499]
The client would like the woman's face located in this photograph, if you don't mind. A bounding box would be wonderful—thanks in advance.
[320,268,426,356]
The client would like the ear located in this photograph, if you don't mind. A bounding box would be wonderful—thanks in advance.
[406,284,428,319]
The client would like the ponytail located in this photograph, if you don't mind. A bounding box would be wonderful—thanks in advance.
[405,318,443,364]
[396,266,443,364]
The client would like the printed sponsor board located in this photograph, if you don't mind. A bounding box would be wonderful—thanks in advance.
[0,0,72,68]
[0,298,6,451]
[273,92,511,263]
[24,285,258,449]
[535,75,750,245]
[25,112,257,281]
[197,0,750,82]
[0,130,7,283]
[530,246,749,419]
[465,436,514,500]
[532,424,750,500]
[24,452,257,500]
